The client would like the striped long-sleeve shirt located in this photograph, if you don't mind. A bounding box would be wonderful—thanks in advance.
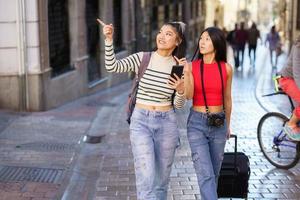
[105,40,185,109]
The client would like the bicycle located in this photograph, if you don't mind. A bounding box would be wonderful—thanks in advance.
[257,76,300,169]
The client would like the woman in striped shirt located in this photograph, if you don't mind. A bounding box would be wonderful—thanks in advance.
[100,19,187,200]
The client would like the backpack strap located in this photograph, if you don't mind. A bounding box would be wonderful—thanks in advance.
[137,52,152,81]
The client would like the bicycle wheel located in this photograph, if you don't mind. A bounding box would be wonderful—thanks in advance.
[257,112,300,169]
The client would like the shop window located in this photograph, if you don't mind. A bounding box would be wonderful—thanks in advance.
[165,5,169,22]
[152,6,158,30]
[169,4,174,20]
[195,1,199,17]
[191,1,195,18]
[174,3,183,21]
[297,0,300,30]
[158,5,164,28]
[190,0,200,18]
[48,0,72,77]
[113,0,123,52]
[86,0,101,82]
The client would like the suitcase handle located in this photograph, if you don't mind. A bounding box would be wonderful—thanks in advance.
[229,134,238,169]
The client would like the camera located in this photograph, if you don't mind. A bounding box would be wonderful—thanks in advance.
[207,113,225,127]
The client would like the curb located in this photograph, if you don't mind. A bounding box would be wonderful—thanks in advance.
[59,82,130,200]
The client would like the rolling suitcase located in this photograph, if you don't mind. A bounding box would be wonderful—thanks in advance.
[217,134,250,199]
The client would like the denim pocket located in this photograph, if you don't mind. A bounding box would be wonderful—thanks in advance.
[187,112,193,126]
[131,108,143,120]
[167,111,177,123]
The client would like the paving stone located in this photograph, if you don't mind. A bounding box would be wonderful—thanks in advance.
[1,46,299,199]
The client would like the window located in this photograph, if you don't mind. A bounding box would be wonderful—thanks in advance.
[174,3,183,21]
[158,5,164,28]
[191,0,200,19]
[169,4,174,20]
[113,0,123,52]
[191,1,196,18]
[297,0,300,30]
[85,0,101,82]
[149,6,159,49]
[152,6,158,30]
[195,1,199,17]
[48,0,72,77]
[164,5,169,22]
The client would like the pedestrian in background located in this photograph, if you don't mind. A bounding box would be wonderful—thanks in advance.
[279,36,300,140]
[265,25,281,68]
[222,27,228,39]
[99,19,187,200]
[235,22,248,68]
[226,23,238,68]
[184,27,233,200]
[247,22,261,66]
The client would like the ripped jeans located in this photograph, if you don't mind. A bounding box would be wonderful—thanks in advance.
[129,107,179,200]
[187,108,227,200]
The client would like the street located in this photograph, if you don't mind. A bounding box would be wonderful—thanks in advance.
[0,45,298,200]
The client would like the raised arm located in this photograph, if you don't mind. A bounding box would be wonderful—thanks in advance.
[99,19,142,73]
[104,40,142,73]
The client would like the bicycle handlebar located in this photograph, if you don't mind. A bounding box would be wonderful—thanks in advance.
[262,91,286,97]
[262,90,294,111]
[262,75,295,111]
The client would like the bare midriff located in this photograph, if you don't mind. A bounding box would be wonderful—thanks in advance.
[193,105,224,113]
[136,103,173,112]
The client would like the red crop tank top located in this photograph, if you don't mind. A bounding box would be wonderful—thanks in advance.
[192,59,227,106]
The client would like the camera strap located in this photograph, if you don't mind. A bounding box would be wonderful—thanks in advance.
[200,60,225,114]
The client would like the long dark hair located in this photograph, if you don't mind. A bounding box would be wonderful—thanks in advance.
[192,27,227,62]
[165,22,187,59]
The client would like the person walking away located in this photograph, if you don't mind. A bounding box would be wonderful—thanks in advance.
[99,19,187,199]
[184,27,233,200]
[235,22,248,69]
[265,25,281,68]
[226,23,238,68]
[279,36,300,140]
[247,22,261,66]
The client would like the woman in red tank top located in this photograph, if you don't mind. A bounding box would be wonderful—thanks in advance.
[183,27,233,200]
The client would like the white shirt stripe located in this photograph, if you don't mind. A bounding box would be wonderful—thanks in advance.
[104,40,185,108]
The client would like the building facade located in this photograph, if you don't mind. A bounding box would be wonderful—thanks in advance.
[287,0,300,44]
[0,0,206,111]
[275,0,300,49]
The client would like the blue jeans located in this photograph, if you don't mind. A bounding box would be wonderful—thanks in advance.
[129,107,179,200]
[187,108,227,200]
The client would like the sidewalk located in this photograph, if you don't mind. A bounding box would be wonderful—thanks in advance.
[0,82,130,200]
[89,45,300,200]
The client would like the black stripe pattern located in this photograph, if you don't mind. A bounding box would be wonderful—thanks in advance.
[104,40,185,109]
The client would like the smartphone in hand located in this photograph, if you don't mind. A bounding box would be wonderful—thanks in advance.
[170,65,184,79]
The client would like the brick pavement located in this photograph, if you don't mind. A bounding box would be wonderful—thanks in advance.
[92,45,300,200]
[0,83,130,200]
[0,45,299,200]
